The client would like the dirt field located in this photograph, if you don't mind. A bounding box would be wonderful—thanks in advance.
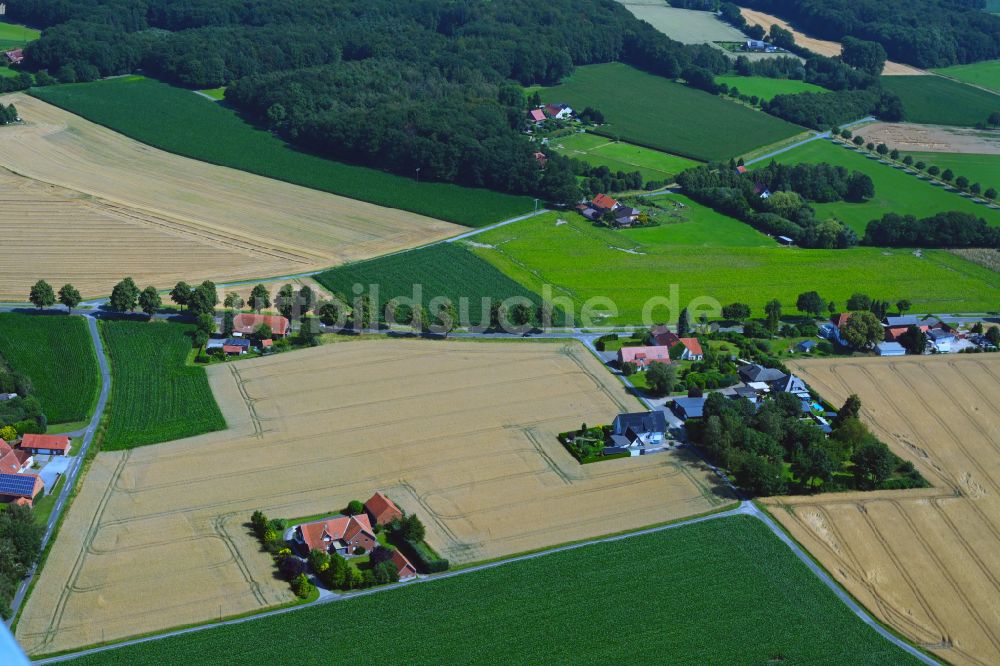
[854,122,1000,155]
[739,8,926,75]
[764,355,1000,666]
[16,340,732,655]
[0,94,459,301]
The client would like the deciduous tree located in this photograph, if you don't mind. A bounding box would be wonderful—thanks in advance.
[58,284,81,313]
[28,280,55,310]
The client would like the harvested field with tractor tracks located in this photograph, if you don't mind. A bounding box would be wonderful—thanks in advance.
[765,354,1000,666]
[0,94,460,301]
[15,339,733,655]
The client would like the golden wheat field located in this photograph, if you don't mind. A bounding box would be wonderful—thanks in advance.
[0,94,459,301]
[739,8,926,75]
[16,340,732,655]
[765,354,1000,666]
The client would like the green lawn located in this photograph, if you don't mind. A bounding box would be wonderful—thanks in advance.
[32,476,64,526]
[549,133,701,182]
[715,75,828,101]
[0,313,100,424]
[100,320,225,450]
[30,77,534,228]
[313,243,549,328]
[932,60,1000,93]
[196,87,226,100]
[536,63,803,161]
[904,152,1000,193]
[61,516,923,666]
[0,21,39,50]
[469,206,1000,323]
[761,139,1000,232]
[881,75,1000,126]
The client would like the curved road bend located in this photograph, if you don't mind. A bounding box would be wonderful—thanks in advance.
[745,116,875,167]
[6,316,112,626]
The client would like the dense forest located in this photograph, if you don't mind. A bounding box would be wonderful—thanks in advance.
[676,162,867,248]
[734,0,1000,67]
[6,0,734,202]
[864,211,1000,248]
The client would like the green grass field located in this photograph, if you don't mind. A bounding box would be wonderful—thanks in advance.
[881,75,1000,126]
[0,314,100,424]
[61,515,923,666]
[536,63,803,161]
[30,77,534,228]
[196,87,226,100]
[468,205,1000,323]
[0,21,39,50]
[715,75,827,101]
[761,139,1000,232]
[313,243,547,327]
[100,320,225,450]
[933,60,1000,93]
[549,132,700,182]
[904,152,1000,192]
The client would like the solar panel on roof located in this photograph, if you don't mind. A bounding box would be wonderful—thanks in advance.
[0,473,36,497]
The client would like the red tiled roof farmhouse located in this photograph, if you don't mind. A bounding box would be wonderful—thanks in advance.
[528,108,546,122]
[390,549,417,581]
[591,193,618,211]
[365,491,403,525]
[0,440,22,474]
[233,313,290,336]
[618,346,671,368]
[298,514,376,553]
[20,433,71,453]
[679,337,703,356]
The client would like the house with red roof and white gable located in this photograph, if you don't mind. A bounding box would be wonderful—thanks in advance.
[650,327,704,361]
[294,514,377,557]
[19,433,71,456]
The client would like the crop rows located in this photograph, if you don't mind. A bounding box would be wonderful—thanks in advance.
[0,313,100,424]
[314,243,549,327]
[63,516,922,665]
[31,77,534,228]
[101,320,225,450]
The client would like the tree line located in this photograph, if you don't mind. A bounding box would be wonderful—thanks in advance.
[732,0,1000,68]
[676,161,868,248]
[10,0,736,205]
[864,211,1000,249]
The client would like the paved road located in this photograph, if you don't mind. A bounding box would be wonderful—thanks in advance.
[745,116,875,166]
[6,316,111,627]
[445,208,549,243]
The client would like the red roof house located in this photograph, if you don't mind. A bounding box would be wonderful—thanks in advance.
[295,514,377,556]
[20,434,71,456]
[736,165,748,174]
[365,491,403,526]
[0,472,43,506]
[4,49,23,65]
[0,440,27,475]
[678,337,704,360]
[830,313,852,329]
[533,151,548,169]
[390,549,417,581]
[618,346,672,369]
[528,108,546,123]
[591,193,618,212]
[233,313,290,337]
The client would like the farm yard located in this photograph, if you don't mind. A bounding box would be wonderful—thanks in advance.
[763,139,1000,232]
[15,339,731,655]
[769,355,1000,666]
[881,76,1000,127]
[547,133,700,182]
[468,207,1000,324]
[715,75,828,101]
[0,93,460,301]
[100,321,225,450]
[615,2,746,44]
[855,122,1000,155]
[535,63,803,161]
[30,77,534,227]
[0,313,99,424]
[933,59,1000,93]
[59,516,923,666]
[738,8,925,75]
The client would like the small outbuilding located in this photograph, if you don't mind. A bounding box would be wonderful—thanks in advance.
[20,434,71,456]
[795,340,817,353]
[876,341,906,356]
[670,397,706,420]
[365,491,403,526]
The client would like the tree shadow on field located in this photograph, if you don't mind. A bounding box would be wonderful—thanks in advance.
[672,447,740,504]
